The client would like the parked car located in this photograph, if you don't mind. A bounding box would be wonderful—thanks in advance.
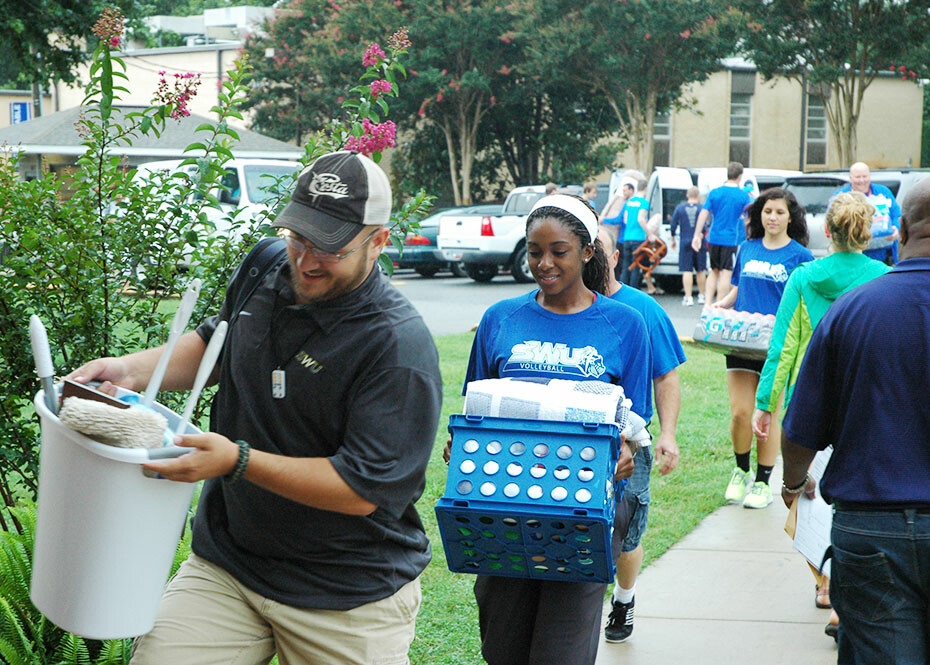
[434,182,605,284]
[437,185,549,283]
[383,204,502,277]
[134,158,301,242]
[814,168,930,202]
[782,174,848,259]
[784,168,930,259]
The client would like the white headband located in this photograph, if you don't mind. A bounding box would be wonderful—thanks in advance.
[528,194,599,243]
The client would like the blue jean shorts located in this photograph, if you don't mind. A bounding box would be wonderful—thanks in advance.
[621,446,653,553]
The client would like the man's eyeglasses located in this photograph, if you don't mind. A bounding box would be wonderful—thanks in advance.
[283,229,379,263]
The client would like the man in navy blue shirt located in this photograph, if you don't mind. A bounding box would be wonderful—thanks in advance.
[781,177,930,665]
[670,186,706,306]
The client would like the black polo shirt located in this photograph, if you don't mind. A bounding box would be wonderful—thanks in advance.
[192,259,442,610]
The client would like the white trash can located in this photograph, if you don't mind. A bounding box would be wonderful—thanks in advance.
[31,385,199,640]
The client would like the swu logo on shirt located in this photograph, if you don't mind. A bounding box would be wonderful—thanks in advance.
[504,341,606,378]
[742,259,789,283]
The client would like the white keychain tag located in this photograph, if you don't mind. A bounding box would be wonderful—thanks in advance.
[271,369,286,399]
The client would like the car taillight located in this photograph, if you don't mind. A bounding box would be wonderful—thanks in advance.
[405,234,431,246]
[480,216,494,236]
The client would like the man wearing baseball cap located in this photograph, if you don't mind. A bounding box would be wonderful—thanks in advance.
[68,150,443,664]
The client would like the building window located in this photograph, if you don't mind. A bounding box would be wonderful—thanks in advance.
[653,111,671,167]
[729,92,752,166]
[806,94,828,166]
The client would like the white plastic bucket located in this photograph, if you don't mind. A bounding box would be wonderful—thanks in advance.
[31,385,199,640]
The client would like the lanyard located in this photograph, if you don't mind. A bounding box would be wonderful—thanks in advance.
[268,292,318,399]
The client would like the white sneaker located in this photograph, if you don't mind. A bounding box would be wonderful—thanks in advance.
[682,295,694,306]
[697,293,706,304]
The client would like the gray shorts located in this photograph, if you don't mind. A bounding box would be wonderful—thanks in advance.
[621,446,653,553]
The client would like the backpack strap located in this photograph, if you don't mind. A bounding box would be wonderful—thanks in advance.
[225,237,287,326]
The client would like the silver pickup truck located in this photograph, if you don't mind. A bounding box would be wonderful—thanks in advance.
[436,185,547,283]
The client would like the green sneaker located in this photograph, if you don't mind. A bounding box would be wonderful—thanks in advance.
[743,481,773,509]
[724,467,752,503]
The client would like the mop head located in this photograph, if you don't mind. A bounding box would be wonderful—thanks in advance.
[59,397,168,449]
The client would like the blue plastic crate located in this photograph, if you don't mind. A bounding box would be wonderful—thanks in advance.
[435,414,622,583]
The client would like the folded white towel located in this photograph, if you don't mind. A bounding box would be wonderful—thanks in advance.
[464,378,650,448]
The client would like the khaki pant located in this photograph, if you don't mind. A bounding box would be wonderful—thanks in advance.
[131,554,421,665]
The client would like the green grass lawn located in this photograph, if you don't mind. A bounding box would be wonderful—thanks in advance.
[409,336,735,664]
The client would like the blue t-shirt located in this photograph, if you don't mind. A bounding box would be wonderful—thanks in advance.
[621,196,649,242]
[833,183,901,262]
[670,202,700,244]
[783,258,930,504]
[731,239,814,315]
[610,286,686,379]
[465,291,653,419]
[702,185,751,246]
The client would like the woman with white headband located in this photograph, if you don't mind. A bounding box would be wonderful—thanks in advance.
[462,193,654,665]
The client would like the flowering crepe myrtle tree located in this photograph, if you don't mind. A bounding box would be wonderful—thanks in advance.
[530,0,744,174]
[243,0,364,145]
[0,6,427,520]
[402,0,521,205]
[739,0,930,168]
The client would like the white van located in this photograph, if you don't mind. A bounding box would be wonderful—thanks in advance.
[644,166,800,290]
[134,158,300,239]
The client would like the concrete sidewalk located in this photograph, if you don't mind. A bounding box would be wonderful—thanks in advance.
[597,464,838,665]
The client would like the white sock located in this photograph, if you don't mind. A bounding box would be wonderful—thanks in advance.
[613,584,635,604]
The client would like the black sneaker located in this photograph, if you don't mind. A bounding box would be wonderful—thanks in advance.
[604,596,635,643]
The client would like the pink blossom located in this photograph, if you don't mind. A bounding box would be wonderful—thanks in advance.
[679,29,691,38]
[154,71,202,121]
[369,80,393,99]
[645,33,651,39]
[899,65,907,72]
[362,43,386,67]
[92,7,123,47]
[344,118,397,156]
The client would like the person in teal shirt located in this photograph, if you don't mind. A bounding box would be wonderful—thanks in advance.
[619,178,652,289]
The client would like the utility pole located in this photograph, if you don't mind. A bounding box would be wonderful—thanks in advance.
[30,46,44,119]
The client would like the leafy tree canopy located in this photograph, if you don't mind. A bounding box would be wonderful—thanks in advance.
[0,0,118,88]
[529,0,744,173]
[740,0,930,166]
[244,0,622,203]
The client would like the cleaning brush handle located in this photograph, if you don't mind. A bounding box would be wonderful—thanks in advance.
[29,315,58,415]
[146,446,191,460]
[173,320,228,438]
[142,278,202,408]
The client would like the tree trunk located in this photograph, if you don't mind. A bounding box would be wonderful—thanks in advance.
[459,107,473,205]
[441,118,462,206]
